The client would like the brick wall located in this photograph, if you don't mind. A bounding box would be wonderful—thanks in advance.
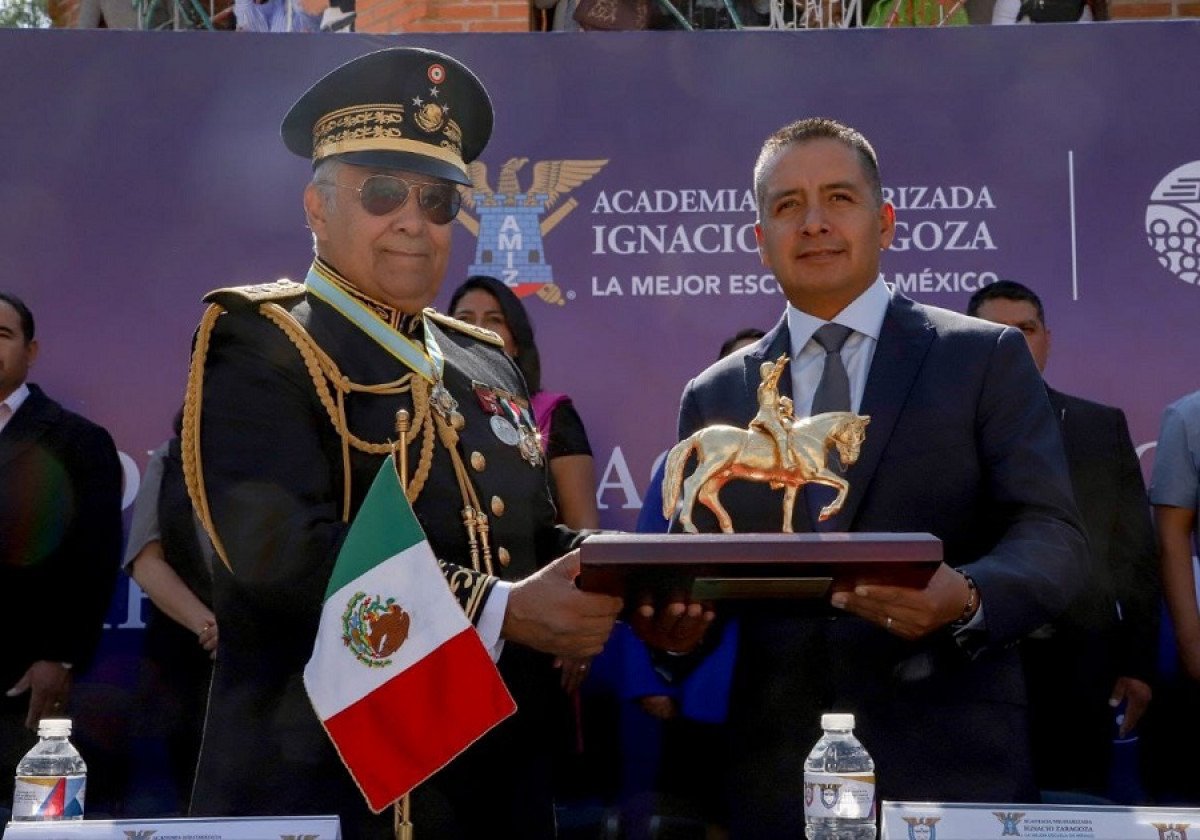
[1110,0,1199,15]
[356,0,533,32]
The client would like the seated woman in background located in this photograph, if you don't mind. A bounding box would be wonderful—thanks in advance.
[448,275,600,530]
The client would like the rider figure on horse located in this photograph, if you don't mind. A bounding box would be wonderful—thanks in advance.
[750,355,795,471]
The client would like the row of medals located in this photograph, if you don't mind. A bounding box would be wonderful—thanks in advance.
[430,380,544,468]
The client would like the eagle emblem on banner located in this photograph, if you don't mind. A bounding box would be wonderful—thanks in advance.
[992,811,1025,836]
[459,158,609,307]
[342,592,411,668]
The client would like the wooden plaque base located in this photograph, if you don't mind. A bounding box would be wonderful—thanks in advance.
[577,532,941,601]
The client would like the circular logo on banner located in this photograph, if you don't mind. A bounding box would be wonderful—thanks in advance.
[1146,161,1200,286]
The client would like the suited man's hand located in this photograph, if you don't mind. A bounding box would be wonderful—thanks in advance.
[830,562,975,641]
[628,595,715,654]
[503,551,622,659]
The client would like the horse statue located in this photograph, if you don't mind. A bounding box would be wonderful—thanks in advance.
[662,410,871,534]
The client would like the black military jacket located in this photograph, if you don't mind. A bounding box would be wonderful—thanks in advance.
[187,280,577,839]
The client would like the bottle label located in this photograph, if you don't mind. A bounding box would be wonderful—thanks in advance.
[11,774,86,820]
[803,771,876,821]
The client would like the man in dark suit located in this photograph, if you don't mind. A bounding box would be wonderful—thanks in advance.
[0,292,122,813]
[968,280,1159,800]
[673,119,1087,837]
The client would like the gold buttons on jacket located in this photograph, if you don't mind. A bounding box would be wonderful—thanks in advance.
[491,496,505,517]
[470,451,486,472]
[498,547,511,567]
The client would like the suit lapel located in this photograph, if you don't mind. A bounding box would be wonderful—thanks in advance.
[0,386,59,470]
[823,295,935,531]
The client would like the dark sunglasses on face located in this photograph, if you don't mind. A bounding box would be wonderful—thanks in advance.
[325,174,463,225]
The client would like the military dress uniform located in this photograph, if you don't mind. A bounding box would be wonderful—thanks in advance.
[184,263,578,838]
[182,47,580,840]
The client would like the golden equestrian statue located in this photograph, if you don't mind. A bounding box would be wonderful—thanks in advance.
[662,354,870,534]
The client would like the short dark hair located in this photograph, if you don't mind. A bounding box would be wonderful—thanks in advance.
[447,275,542,394]
[754,118,883,215]
[718,327,766,360]
[0,292,35,343]
[966,280,1046,326]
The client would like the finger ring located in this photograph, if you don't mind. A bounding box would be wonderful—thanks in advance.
[578,665,588,672]
[885,616,894,630]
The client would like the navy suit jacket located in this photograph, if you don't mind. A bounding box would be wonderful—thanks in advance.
[0,384,122,690]
[676,294,1087,834]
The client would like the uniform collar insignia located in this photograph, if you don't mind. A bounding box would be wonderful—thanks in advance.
[312,258,423,337]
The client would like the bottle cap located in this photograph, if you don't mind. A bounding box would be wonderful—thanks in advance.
[37,718,72,737]
[821,713,855,731]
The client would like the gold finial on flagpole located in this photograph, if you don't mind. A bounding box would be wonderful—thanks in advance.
[396,409,411,488]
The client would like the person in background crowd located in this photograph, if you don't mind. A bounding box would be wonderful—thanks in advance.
[447,273,602,819]
[1146,388,1200,805]
[0,292,123,817]
[124,409,217,814]
[181,47,695,839]
[968,279,1159,803]
[991,0,1106,23]
[600,327,763,839]
[670,118,1087,837]
[533,0,583,30]
[233,0,321,31]
[449,274,600,533]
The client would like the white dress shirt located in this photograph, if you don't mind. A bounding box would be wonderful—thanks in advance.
[785,279,891,416]
[0,382,31,436]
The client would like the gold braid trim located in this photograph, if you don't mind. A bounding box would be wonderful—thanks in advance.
[182,304,233,571]
[432,410,493,576]
[182,298,493,582]
[257,303,439,508]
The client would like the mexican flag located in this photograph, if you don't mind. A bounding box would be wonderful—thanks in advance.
[304,455,516,813]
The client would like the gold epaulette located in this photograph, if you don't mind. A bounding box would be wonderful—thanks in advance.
[424,308,505,348]
[203,278,306,311]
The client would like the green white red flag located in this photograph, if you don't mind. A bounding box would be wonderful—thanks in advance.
[303,455,515,812]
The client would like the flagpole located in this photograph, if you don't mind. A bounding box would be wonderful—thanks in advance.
[394,795,414,840]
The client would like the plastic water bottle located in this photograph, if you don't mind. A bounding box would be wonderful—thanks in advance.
[804,713,876,840]
[11,718,87,821]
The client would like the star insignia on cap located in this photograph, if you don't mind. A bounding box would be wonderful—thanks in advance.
[429,86,441,98]
[412,96,424,106]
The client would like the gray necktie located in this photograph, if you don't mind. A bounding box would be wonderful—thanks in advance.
[805,323,854,529]
[809,323,853,415]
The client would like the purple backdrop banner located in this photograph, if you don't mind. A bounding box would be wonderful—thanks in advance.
[1,27,1198,804]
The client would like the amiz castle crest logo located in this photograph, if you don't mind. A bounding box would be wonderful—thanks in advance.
[342,592,410,667]
[459,157,608,307]
[902,816,940,840]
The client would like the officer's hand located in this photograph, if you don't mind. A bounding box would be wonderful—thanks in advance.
[503,551,622,659]
[628,593,714,654]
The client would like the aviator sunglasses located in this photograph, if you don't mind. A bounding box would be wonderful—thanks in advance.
[324,174,463,225]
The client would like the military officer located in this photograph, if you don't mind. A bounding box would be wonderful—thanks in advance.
[182,48,628,839]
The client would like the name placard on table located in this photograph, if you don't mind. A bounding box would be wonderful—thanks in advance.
[882,801,1200,839]
[3,815,340,839]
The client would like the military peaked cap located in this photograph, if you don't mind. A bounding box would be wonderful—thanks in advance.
[281,47,493,187]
